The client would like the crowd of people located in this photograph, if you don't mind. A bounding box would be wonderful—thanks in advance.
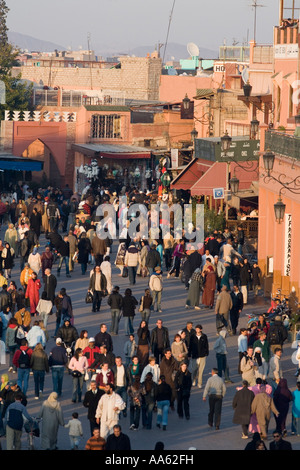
[0,182,298,451]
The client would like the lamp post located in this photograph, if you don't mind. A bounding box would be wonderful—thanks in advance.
[229,175,240,195]
[262,148,275,176]
[250,118,260,140]
[243,80,252,98]
[221,131,232,221]
[274,195,286,224]
[182,94,191,110]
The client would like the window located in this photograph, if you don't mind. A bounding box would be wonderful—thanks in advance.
[90,114,121,139]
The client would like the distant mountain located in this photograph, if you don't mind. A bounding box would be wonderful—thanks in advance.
[7,32,218,62]
[8,31,66,53]
[97,42,219,61]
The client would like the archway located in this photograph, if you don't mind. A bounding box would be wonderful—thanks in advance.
[22,139,61,187]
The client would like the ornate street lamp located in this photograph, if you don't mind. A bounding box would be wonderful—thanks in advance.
[274,195,286,224]
[182,94,191,110]
[229,175,240,194]
[221,130,232,153]
[262,149,275,176]
[250,118,260,139]
[191,127,198,142]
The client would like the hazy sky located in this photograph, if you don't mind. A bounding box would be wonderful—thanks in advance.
[7,0,280,54]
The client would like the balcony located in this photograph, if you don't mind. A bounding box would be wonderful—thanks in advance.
[265,129,300,159]
[274,23,299,45]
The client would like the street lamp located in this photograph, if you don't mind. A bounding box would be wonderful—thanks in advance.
[250,118,260,139]
[262,148,275,176]
[182,94,191,110]
[229,175,240,194]
[191,127,198,143]
[221,130,232,154]
[274,195,286,224]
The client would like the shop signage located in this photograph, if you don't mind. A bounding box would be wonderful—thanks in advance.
[284,213,292,276]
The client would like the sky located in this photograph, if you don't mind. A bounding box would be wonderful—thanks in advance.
[6,0,280,55]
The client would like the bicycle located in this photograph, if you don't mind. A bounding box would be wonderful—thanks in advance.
[25,417,41,450]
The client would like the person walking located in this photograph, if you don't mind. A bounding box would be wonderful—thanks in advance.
[43,268,57,304]
[127,375,145,431]
[68,348,89,403]
[156,375,172,431]
[25,271,41,316]
[137,320,150,369]
[107,286,123,335]
[188,324,209,388]
[141,371,158,430]
[230,285,244,335]
[149,266,163,313]
[121,288,138,337]
[77,232,92,275]
[201,259,217,309]
[12,339,33,395]
[251,385,279,440]
[30,342,49,400]
[273,378,293,436]
[139,288,153,324]
[64,411,83,450]
[171,333,188,365]
[268,348,283,392]
[269,430,293,450]
[105,424,131,450]
[37,391,65,450]
[83,379,104,436]
[292,381,300,436]
[95,383,126,439]
[213,330,233,383]
[4,392,33,450]
[150,319,170,364]
[203,368,226,430]
[232,380,255,439]
[84,427,106,450]
[48,337,68,397]
[159,348,179,410]
[89,265,107,313]
[185,268,203,310]
[215,286,233,335]
[36,291,53,329]
[174,362,192,420]
[240,346,257,387]
[124,243,140,286]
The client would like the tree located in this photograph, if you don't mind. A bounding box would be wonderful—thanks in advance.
[0,0,32,119]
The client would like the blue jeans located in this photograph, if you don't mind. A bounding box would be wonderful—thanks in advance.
[72,375,84,402]
[152,290,162,311]
[52,366,65,396]
[141,309,151,324]
[216,353,230,380]
[17,368,30,394]
[124,316,134,335]
[58,256,70,275]
[110,309,121,334]
[156,400,170,426]
[142,402,155,429]
[128,266,137,285]
[33,370,45,397]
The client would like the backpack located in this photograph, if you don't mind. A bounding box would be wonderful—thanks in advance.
[18,349,30,369]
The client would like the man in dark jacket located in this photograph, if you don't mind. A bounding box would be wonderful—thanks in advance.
[56,317,79,347]
[107,286,123,335]
[146,243,161,274]
[188,324,209,388]
[269,431,292,450]
[0,381,27,422]
[48,337,68,396]
[56,236,71,277]
[105,424,131,450]
[230,285,244,335]
[83,379,104,436]
[232,380,255,439]
[94,323,113,352]
[4,392,33,450]
[159,349,179,409]
[43,268,57,303]
[150,320,170,364]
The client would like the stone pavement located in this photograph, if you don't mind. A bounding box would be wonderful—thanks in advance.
[0,234,299,451]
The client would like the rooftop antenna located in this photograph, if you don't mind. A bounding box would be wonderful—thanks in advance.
[250,0,265,42]
[162,0,176,65]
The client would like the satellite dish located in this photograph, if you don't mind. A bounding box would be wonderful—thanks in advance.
[241,68,249,84]
[187,42,199,57]
[168,68,177,75]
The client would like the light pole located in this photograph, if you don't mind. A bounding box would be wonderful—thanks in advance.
[221,131,232,221]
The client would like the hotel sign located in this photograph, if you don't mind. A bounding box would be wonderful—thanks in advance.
[274,44,298,59]
[284,213,292,277]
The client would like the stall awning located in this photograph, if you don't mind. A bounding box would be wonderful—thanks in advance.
[190,161,258,197]
[171,158,213,190]
[0,154,43,171]
[72,143,152,159]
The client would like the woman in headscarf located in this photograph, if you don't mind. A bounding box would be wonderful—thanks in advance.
[273,378,293,436]
[25,271,41,315]
[4,224,18,255]
[1,242,14,279]
[37,391,65,450]
[185,268,203,310]
[137,320,150,369]
[201,259,217,309]
[28,246,42,275]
